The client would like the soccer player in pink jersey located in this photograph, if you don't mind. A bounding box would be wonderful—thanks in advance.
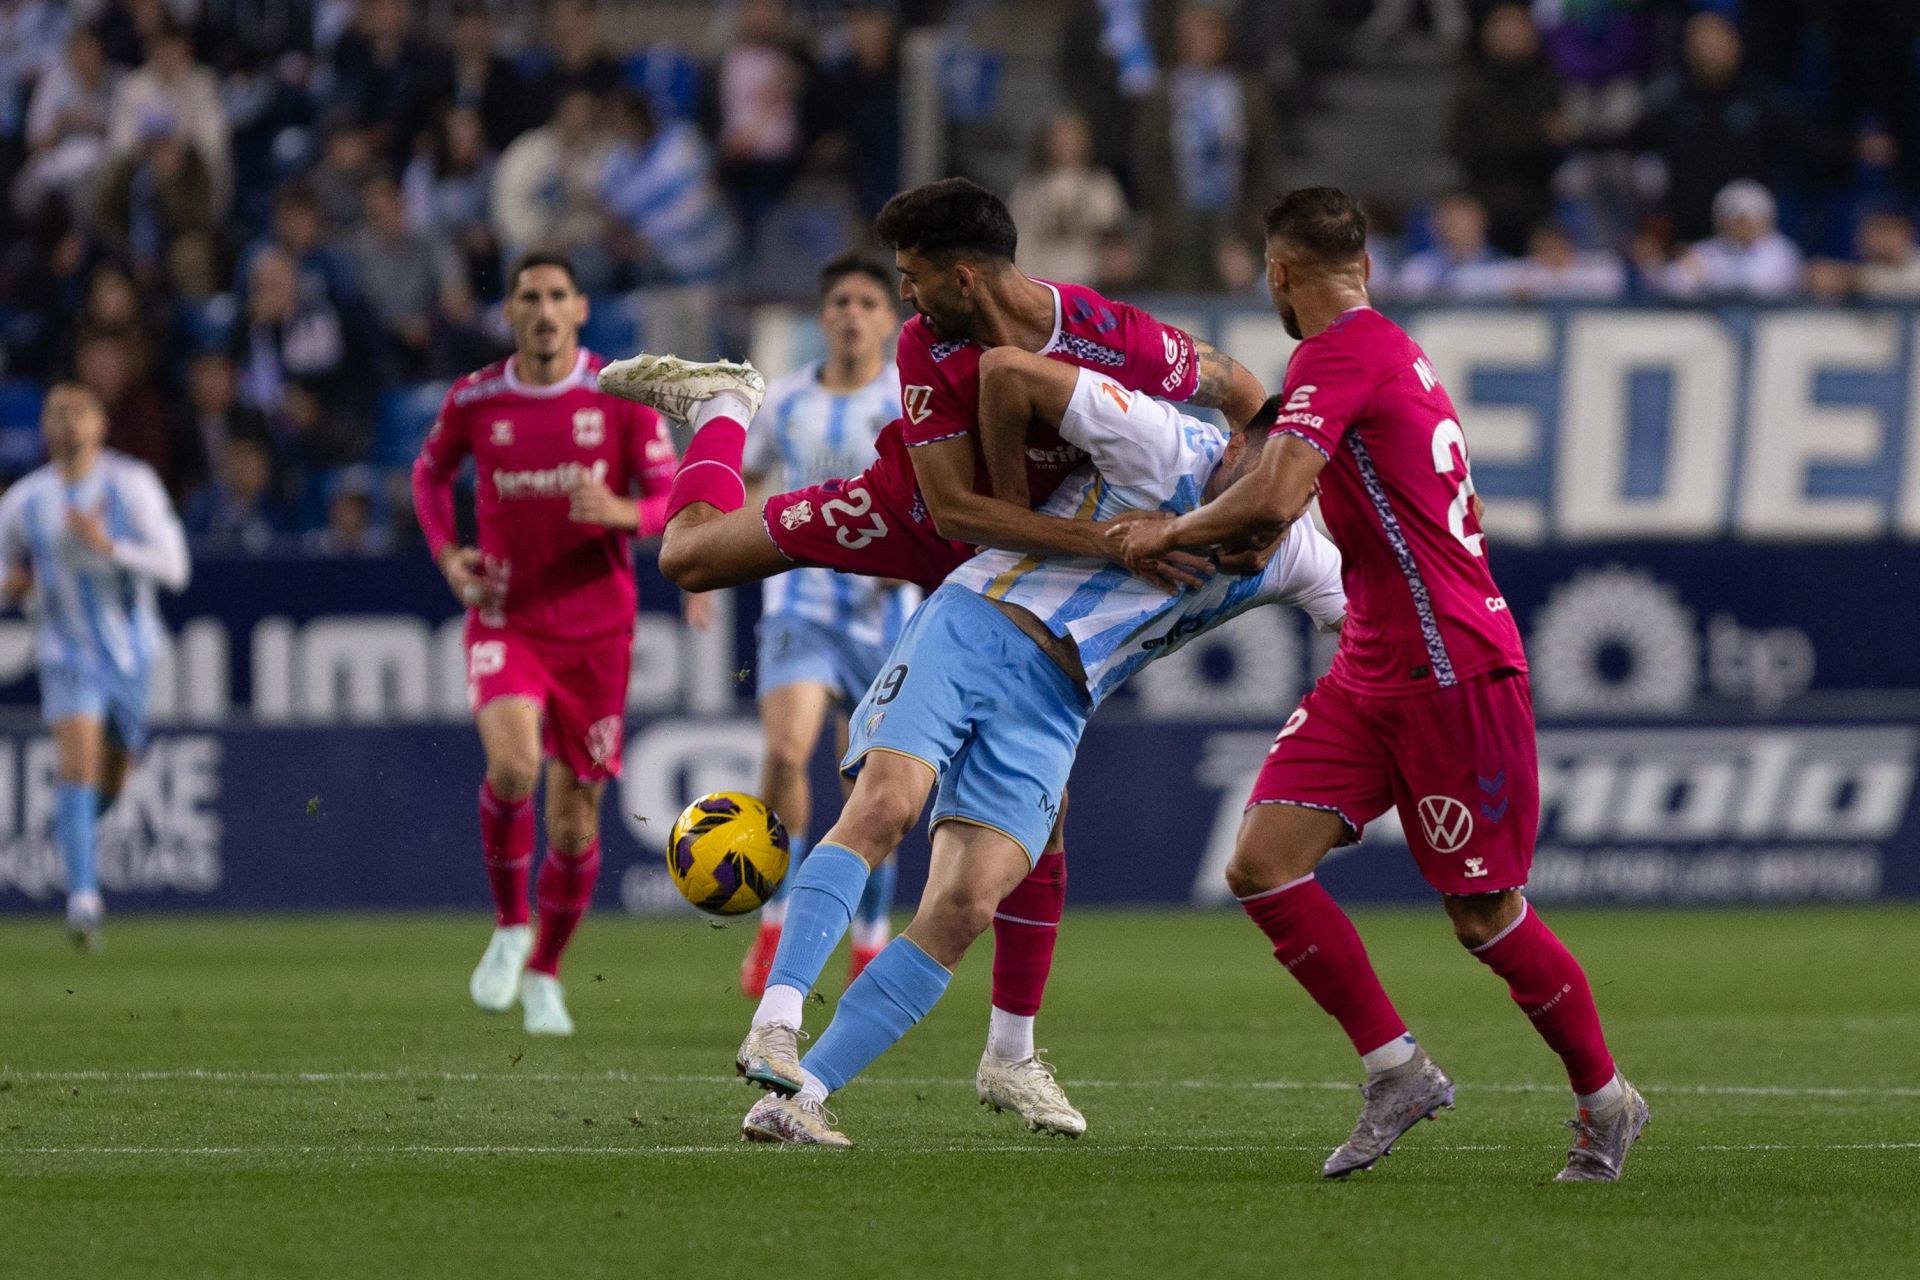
[411,254,680,1036]
[1115,188,1648,1182]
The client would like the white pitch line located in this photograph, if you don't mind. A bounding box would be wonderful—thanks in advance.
[4,1068,1919,1101]
[5,1142,1919,1158]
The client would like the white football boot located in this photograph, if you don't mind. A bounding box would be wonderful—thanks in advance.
[1555,1081,1651,1182]
[520,971,575,1036]
[976,1051,1087,1137]
[742,1093,851,1146]
[1322,1052,1456,1178]
[595,353,766,424]
[736,1022,806,1095]
[469,924,532,1012]
[66,889,103,952]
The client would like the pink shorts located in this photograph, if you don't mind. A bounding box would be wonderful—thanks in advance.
[1248,671,1538,895]
[465,617,631,782]
[761,440,973,595]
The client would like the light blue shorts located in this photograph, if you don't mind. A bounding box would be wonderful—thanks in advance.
[756,613,893,705]
[41,662,151,752]
[841,585,1088,864]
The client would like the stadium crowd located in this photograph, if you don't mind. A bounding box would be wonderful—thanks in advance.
[0,0,1916,552]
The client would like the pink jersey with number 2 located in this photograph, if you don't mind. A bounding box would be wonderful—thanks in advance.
[1273,307,1526,696]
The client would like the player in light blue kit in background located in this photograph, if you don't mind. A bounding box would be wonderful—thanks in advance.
[0,384,191,947]
[737,253,920,997]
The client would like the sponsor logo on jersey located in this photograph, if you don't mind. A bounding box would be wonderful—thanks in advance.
[490,420,514,445]
[1464,856,1488,878]
[1416,794,1474,854]
[1285,385,1317,411]
[780,500,814,530]
[1486,596,1509,613]
[1274,410,1326,430]
[585,715,622,766]
[1025,443,1088,466]
[492,458,608,499]
[903,385,933,424]
[572,408,606,448]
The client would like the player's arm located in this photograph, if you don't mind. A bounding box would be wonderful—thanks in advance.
[910,435,1104,556]
[1116,432,1327,563]
[411,397,493,606]
[1185,338,1268,431]
[0,490,32,607]
[92,465,191,591]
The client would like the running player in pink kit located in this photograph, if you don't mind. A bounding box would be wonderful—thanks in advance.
[1115,188,1648,1182]
[597,177,1268,1134]
[412,254,678,1036]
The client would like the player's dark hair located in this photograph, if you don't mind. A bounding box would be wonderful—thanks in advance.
[507,252,580,294]
[1263,187,1369,265]
[1245,393,1286,436]
[819,252,894,299]
[873,178,1018,264]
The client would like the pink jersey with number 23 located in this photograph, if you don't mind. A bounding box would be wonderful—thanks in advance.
[1273,307,1526,696]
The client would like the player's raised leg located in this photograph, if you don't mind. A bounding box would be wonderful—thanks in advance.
[737,748,934,1093]
[744,819,1033,1145]
[469,695,541,1013]
[49,706,107,948]
[740,678,835,996]
[1229,799,1454,1178]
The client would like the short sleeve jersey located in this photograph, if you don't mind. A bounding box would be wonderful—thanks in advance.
[1272,307,1526,695]
[894,279,1201,507]
[418,351,676,642]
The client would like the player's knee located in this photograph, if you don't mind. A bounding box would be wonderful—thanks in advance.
[1444,891,1521,949]
[549,822,596,857]
[976,344,1033,390]
[918,880,998,947]
[485,759,539,803]
[1224,840,1298,900]
[834,786,919,861]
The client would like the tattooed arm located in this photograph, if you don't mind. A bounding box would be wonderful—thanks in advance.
[1186,338,1269,431]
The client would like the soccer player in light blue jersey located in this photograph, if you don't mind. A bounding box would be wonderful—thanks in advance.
[736,352,1348,1144]
[0,384,191,947]
[737,254,920,997]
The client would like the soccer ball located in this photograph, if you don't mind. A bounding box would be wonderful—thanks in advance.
[665,792,791,915]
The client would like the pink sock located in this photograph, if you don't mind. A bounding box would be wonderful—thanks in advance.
[1241,876,1408,1056]
[479,781,532,927]
[991,850,1066,1016]
[1471,902,1616,1095]
[528,840,602,977]
[666,419,747,522]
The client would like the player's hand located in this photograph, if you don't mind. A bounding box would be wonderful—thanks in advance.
[568,475,638,530]
[1215,528,1284,576]
[1101,511,1209,592]
[438,546,495,608]
[682,591,713,631]
[66,504,113,558]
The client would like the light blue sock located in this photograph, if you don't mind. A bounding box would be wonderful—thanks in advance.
[762,837,810,919]
[803,937,953,1093]
[764,842,869,995]
[56,782,99,895]
[854,854,898,933]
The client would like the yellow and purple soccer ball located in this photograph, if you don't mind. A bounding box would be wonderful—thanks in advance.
[665,792,791,915]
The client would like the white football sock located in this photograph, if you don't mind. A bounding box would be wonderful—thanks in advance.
[986,1007,1036,1062]
[795,1067,829,1105]
[753,983,805,1030]
[1577,1073,1627,1114]
[1360,1033,1419,1078]
[690,388,755,431]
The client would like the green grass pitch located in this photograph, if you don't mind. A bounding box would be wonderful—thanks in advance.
[3,906,1917,1278]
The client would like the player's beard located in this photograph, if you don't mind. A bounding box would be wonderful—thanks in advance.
[1278,298,1303,341]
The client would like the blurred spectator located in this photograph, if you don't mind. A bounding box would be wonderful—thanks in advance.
[14,26,118,223]
[238,183,359,312]
[601,90,740,286]
[447,2,525,152]
[523,0,622,127]
[1056,0,1171,189]
[74,264,162,377]
[1648,179,1803,299]
[1533,0,1652,139]
[1449,4,1568,254]
[1133,3,1279,292]
[0,199,96,379]
[0,0,71,149]
[1632,12,1838,244]
[1354,0,1469,58]
[302,466,393,556]
[306,115,377,240]
[1389,192,1511,300]
[491,88,614,287]
[174,350,272,498]
[107,24,231,216]
[815,3,901,222]
[232,246,364,467]
[74,328,173,483]
[184,436,284,553]
[1500,221,1626,301]
[328,0,452,162]
[97,115,218,287]
[1855,210,1920,299]
[349,173,470,378]
[712,0,818,223]
[1010,111,1133,287]
[403,107,500,298]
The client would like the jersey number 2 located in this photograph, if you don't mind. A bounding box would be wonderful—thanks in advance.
[822,485,889,550]
[1429,419,1484,557]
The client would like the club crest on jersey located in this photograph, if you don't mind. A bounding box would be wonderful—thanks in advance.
[780,500,814,530]
[585,715,622,766]
[573,408,606,448]
[864,710,885,737]
[1416,795,1474,854]
[490,419,514,445]
[903,385,934,424]
[468,640,507,678]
